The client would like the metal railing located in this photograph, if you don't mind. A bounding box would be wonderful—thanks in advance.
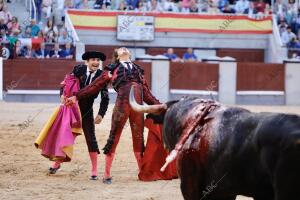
[28,0,37,21]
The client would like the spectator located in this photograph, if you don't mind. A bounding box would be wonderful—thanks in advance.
[0,18,8,35]
[57,0,65,22]
[34,42,50,58]
[218,0,228,10]
[0,28,7,42]
[117,1,127,10]
[0,5,12,24]
[43,18,58,42]
[243,2,258,18]
[58,28,73,44]
[62,0,74,22]
[221,2,235,13]
[21,44,34,58]
[60,42,74,59]
[163,0,178,12]
[281,26,297,45]
[26,19,41,37]
[164,48,180,62]
[36,30,45,41]
[7,16,21,35]
[207,0,220,14]
[183,48,197,62]
[274,0,287,18]
[94,0,110,9]
[198,0,208,12]
[22,26,32,38]
[190,0,199,13]
[82,0,90,9]
[94,0,102,9]
[126,0,138,10]
[135,1,147,12]
[14,39,23,57]
[278,17,288,35]
[287,37,300,48]
[42,0,53,20]
[148,0,163,12]
[73,0,83,8]
[254,0,265,14]
[264,3,272,16]
[181,0,191,13]
[7,29,19,51]
[285,4,297,26]
[50,43,62,58]
[32,0,43,22]
[111,0,121,10]
[234,0,249,13]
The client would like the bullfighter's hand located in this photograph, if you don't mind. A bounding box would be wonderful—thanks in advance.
[94,115,103,124]
[65,96,77,106]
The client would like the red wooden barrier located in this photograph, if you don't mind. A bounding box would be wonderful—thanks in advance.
[3,59,152,90]
[237,62,284,91]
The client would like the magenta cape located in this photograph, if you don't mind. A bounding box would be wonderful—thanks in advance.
[35,74,83,162]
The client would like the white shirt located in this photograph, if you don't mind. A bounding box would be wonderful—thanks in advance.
[235,0,249,13]
[120,61,133,70]
[85,67,97,85]
[281,31,297,45]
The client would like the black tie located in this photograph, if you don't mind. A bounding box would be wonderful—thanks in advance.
[85,71,93,86]
[125,62,132,73]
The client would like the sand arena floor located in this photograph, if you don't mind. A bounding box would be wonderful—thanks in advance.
[1,101,300,200]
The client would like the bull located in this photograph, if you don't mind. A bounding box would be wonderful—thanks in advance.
[129,86,300,200]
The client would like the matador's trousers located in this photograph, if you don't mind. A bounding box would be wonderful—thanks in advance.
[103,82,144,156]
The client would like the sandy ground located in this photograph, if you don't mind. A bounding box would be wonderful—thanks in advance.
[1,101,300,200]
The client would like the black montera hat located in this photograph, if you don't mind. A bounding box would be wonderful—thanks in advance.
[82,51,106,61]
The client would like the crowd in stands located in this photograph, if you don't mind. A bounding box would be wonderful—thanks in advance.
[0,0,75,59]
[1,0,300,59]
[62,0,273,18]
[274,0,300,58]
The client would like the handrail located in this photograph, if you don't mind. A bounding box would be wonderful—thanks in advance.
[31,0,37,21]
[272,14,283,47]
[66,9,273,17]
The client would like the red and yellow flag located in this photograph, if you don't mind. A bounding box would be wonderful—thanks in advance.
[67,10,272,34]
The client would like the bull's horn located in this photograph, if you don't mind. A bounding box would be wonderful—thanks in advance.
[129,86,167,114]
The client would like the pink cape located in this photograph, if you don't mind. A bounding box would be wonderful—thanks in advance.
[34,74,82,162]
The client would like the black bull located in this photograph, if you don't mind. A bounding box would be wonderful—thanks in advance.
[129,87,300,200]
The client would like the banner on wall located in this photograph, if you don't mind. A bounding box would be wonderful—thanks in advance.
[67,10,272,34]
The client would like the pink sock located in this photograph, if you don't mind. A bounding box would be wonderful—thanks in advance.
[104,153,115,178]
[51,161,62,169]
[89,152,98,176]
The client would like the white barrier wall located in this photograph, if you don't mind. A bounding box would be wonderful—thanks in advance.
[285,60,300,105]
[151,59,170,103]
[218,60,237,105]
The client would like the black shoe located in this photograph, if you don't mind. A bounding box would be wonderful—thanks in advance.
[102,177,112,184]
[48,165,61,174]
[90,175,98,180]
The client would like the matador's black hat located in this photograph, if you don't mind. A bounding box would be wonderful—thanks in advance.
[82,51,106,61]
